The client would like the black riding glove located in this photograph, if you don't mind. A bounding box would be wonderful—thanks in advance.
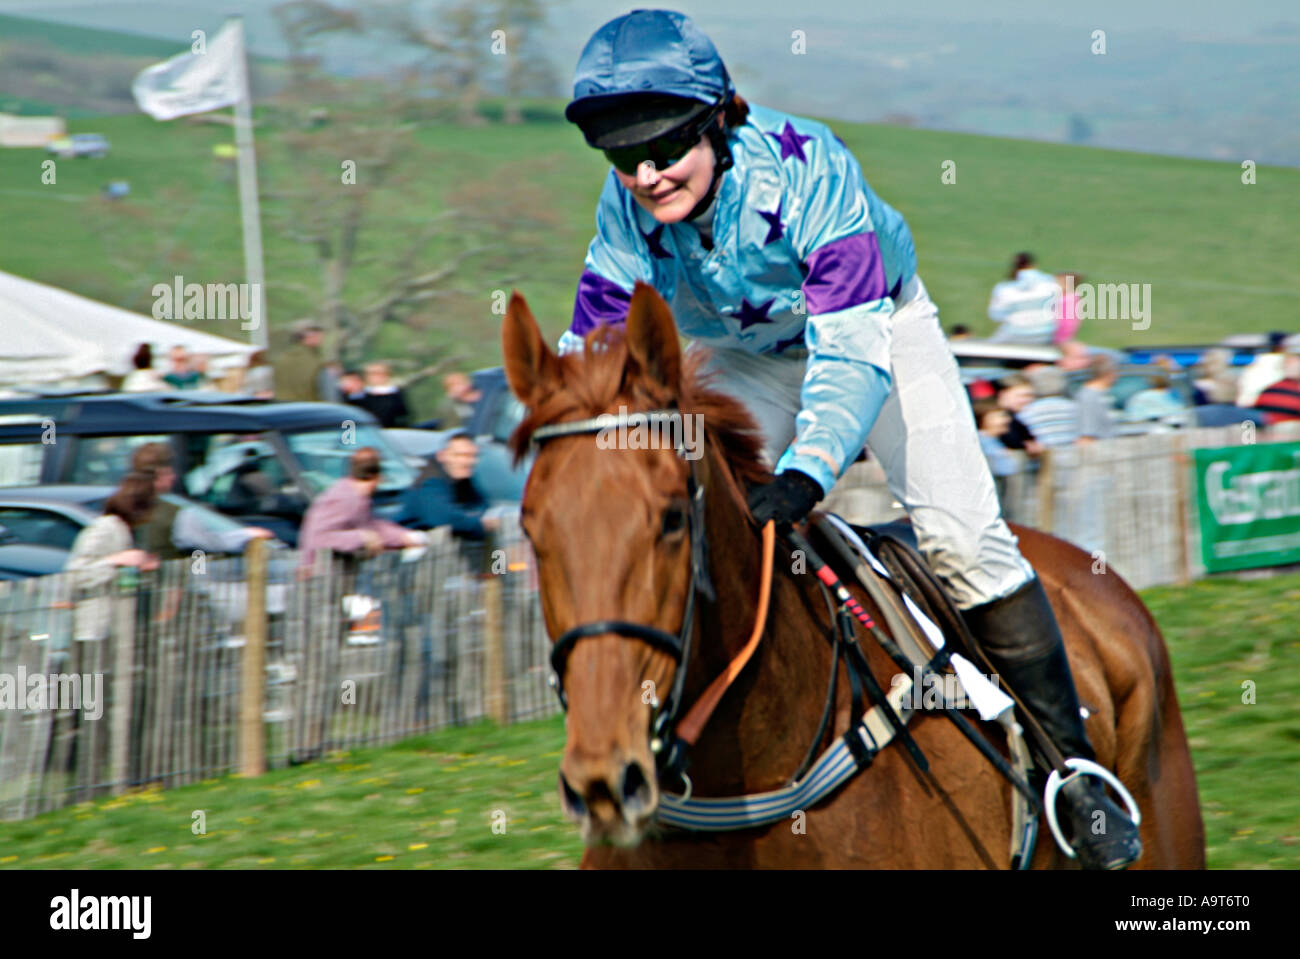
[747,469,824,528]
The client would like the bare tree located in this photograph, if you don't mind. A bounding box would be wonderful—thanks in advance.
[263,2,556,391]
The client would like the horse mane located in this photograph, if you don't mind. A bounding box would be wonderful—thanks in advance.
[510,326,772,506]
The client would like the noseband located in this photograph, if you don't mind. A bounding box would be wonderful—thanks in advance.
[530,409,715,780]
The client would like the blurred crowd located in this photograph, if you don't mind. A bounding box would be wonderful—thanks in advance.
[951,251,1300,491]
[964,336,1300,490]
[104,323,502,568]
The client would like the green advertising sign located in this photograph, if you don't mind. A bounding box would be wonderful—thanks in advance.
[1194,442,1300,572]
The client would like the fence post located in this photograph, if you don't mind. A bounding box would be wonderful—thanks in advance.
[109,573,135,795]
[483,573,508,725]
[1036,448,1056,532]
[1174,434,1193,585]
[240,537,268,777]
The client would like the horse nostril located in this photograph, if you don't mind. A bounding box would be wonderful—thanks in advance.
[621,761,653,816]
[559,772,587,818]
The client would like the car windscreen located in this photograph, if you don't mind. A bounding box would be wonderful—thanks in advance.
[283,426,415,496]
[66,435,171,486]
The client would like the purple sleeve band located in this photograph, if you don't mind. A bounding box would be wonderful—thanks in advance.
[803,232,889,315]
[571,270,632,336]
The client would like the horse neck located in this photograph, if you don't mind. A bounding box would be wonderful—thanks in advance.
[684,445,837,793]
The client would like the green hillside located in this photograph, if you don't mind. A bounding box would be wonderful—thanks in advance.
[0,12,187,58]
[1,97,1296,412]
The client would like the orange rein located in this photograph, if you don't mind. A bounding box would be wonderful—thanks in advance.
[675,519,776,746]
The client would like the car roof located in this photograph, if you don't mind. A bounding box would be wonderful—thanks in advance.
[950,340,1062,363]
[0,392,378,441]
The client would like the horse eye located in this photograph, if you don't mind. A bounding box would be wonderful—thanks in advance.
[661,505,687,537]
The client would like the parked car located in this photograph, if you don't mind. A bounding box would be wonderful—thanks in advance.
[1123,344,1260,369]
[0,391,417,545]
[0,486,282,556]
[0,486,294,637]
[951,339,1127,388]
[46,133,110,158]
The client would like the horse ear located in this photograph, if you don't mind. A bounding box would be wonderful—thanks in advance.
[624,281,682,393]
[502,290,561,404]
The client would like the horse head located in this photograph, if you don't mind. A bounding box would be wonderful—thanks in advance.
[502,282,765,846]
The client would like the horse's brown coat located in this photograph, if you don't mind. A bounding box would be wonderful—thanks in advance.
[503,284,1205,868]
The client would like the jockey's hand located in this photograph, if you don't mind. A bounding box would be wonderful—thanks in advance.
[747,469,824,529]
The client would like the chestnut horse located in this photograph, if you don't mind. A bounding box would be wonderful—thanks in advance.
[502,283,1205,869]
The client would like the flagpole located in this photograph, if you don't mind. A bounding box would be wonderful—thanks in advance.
[229,16,268,349]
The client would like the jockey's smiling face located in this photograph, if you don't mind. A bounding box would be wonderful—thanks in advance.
[613,115,722,224]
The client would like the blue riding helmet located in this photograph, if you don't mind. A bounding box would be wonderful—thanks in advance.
[565,9,734,149]
[566,10,736,220]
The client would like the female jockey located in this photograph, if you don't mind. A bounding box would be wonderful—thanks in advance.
[561,9,1141,870]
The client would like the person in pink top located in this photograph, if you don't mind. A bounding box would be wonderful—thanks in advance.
[298,447,425,569]
[1054,272,1082,345]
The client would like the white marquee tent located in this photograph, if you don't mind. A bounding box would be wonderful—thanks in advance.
[0,269,257,388]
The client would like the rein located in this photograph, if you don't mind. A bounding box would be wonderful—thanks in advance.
[531,409,776,785]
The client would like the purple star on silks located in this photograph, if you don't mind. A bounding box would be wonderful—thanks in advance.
[643,224,672,260]
[758,199,785,246]
[767,121,813,163]
[773,331,805,353]
[735,297,776,331]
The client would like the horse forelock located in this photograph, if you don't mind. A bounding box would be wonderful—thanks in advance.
[509,325,773,504]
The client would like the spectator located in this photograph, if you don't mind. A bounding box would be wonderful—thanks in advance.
[1192,348,1237,406]
[399,433,498,538]
[319,361,342,407]
[131,443,273,559]
[297,447,424,569]
[949,324,972,341]
[1253,351,1300,425]
[987,252,1060,345]
[1236,332,1290,408]
[973,400,1020,479]
[356,361,410,428]
[434,372,481,430]
[162,346,203,390]
[967,378,996,402]
[995,374,1044,457]
[1053,272,1083,345]
[274,320,327,402]
[242,349,275,399]
[1019,366,1081,447]
[1056,340,1091,372]
[1077,355,1118,443]
[400,433,498,571]
[122,344,166,392]
[338,369,366,404]
[64,471,159,641]
[1125,372,1185,422]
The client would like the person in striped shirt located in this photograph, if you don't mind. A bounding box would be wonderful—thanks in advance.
[1019,366,1081,447]
[1253,352,1300,424]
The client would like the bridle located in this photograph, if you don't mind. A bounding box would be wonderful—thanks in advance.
[529,407,773,788]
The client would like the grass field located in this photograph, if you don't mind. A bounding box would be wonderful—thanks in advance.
[0,570,1296,870]
[1,97,1297,410]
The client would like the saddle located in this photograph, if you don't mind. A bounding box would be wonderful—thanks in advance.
[804,512,1042,868]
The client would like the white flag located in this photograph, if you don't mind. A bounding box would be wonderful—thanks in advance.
[132,22,242,121]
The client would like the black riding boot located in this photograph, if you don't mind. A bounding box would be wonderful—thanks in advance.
[962,576,1143,870]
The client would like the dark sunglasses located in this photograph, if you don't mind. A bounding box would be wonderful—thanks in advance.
[603,110,719,176]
